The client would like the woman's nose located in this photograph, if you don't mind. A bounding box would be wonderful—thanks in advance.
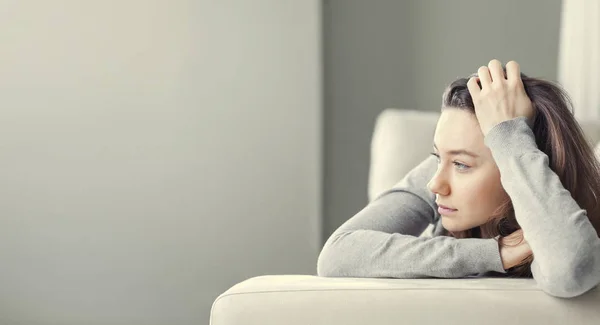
[427,171,450,196]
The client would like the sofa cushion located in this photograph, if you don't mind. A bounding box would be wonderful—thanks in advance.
[368,109,440,201]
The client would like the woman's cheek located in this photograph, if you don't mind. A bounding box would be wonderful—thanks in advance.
[471,169,506,212]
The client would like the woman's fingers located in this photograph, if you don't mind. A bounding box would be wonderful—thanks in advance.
[501,229,526,246]
[467,77,481,99]
[470,59,533,136]
[505,60,521,84]
[477,66,492,88]
[488,59,505,82]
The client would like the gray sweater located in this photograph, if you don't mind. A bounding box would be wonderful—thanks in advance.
[317,117,600,298]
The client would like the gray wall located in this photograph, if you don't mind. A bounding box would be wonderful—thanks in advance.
[0,1,321,324]
[323,0,562,239]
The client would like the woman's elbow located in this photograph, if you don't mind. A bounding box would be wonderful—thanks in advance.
[316,248,337,277]
[317,243,342,277]
[316,232,353,277]
[537,262,600,298]
[539,278,597,298]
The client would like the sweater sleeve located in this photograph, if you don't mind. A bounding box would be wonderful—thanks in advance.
[317,155,506,278]
[484,117,600,298]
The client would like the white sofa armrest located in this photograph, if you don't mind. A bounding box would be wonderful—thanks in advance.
[211,275,600,325]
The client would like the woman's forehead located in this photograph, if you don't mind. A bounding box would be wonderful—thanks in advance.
[433,109,486,153]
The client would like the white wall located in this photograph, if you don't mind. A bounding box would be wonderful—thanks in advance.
[0,1,322,324]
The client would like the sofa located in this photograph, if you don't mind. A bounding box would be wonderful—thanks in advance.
[210,109,600,325]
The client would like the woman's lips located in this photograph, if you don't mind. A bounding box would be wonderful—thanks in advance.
[438,205,457,215]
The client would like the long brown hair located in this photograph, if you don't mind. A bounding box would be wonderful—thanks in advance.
[440,71,600,277]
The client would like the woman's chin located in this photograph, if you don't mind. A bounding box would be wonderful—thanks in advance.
[441,217,467,232]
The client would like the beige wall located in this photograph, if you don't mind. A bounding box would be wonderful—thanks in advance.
[0,1,322,324]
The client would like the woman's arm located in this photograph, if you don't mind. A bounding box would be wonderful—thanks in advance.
[317,155,506,278]
[485,117,600,298]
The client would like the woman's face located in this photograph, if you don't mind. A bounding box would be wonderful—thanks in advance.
[427,108,509,232]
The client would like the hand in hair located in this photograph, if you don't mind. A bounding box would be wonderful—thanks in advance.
[499,229,533,270]
[466,59,535,136]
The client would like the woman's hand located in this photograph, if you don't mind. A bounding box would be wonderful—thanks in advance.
[466,60,535,136]
[499,229,533,270]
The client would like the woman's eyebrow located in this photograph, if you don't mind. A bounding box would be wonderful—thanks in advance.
[433,143,480,158]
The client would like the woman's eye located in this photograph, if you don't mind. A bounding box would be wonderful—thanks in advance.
[431,153,470,171]
[453,162,470,170]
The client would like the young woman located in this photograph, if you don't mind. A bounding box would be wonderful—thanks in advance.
[317,60,600,298]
